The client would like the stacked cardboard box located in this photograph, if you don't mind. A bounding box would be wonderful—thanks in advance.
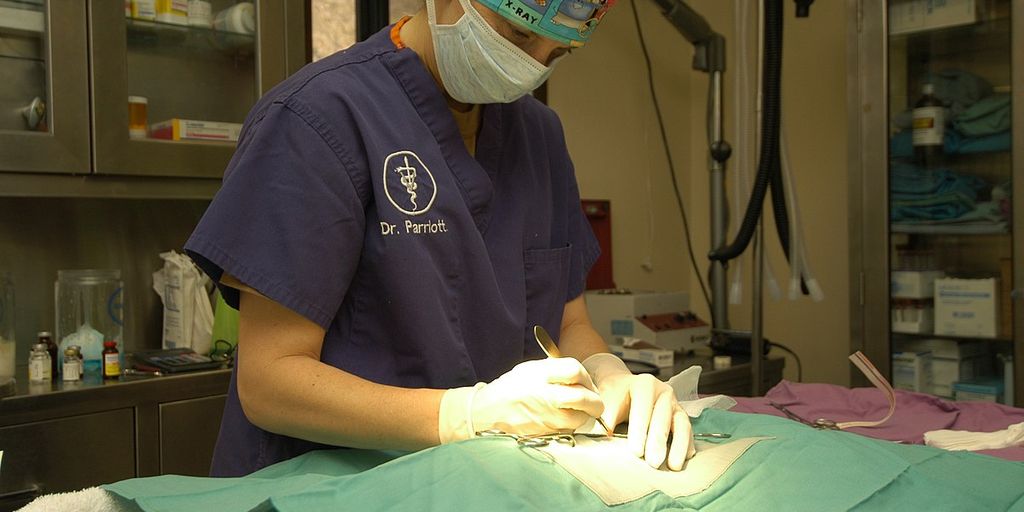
[896,338,990,397]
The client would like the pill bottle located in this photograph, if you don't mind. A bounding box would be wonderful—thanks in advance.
[128,96,149,140]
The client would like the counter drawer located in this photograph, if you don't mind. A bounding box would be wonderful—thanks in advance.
[0,408,135,508]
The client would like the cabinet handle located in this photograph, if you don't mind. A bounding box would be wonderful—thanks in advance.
[0,485,40,501]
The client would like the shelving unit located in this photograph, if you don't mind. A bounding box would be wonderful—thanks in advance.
[849,0,1021,407]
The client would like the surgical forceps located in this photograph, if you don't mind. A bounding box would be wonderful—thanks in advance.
[477,430,732,447]
[476,430,578,447]
[768,401,839,430]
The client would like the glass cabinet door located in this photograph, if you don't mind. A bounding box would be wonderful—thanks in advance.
[886,0,1015,404]
[0,1,90,174]
[91,0,292,178]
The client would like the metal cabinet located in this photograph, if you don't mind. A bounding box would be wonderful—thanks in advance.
[0,1,90,174]
[848,0,1023,406]
[0,1,306,183]
[0,370,230,510]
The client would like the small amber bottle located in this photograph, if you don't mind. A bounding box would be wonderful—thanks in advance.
[102,341,121,380]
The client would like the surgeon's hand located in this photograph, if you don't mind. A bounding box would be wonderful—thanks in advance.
[437,358,605,443]
[583,353,695,471]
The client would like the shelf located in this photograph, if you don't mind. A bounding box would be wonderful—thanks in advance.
[125,17,255,57]
[0,5,44,35]
[0,171,221,199]
[131,137,237,148]
[891,224,1010,235]
[892,331,1013,343]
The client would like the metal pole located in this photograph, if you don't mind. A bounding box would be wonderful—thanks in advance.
[751,221,765,396]
[709,70,729,330]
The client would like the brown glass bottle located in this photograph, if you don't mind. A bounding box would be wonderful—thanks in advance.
[37,331,58,377]
[102,341,121,380]
[912,83,945,167]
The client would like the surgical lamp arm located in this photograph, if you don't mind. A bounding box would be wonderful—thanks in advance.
[650,0,725,73]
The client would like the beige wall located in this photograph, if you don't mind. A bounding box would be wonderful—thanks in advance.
[550,0,852,386]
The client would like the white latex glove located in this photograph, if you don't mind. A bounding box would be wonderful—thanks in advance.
[583,353,695,471]
[438,358,605,443]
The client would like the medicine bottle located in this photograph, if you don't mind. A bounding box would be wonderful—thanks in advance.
[69,345,84,376]
[37,331,59,377]
[128,96,148,140]
[28,343,52,382]
[912,83,944,166]
[102,341,121,380]
[63,348,82,381]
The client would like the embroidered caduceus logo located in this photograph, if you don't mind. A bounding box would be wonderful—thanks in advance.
[394,156,419,209]
[383,150,437,216]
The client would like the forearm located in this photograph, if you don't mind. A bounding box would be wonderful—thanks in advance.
[558,311,610,362]
[239,355,445,451]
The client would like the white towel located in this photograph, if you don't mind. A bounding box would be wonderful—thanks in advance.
[17,486,129,512]
[924,422,1024,451]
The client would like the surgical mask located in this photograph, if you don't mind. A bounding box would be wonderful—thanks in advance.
[426,0,560,104]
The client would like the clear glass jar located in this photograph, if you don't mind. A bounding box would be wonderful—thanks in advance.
[0,273,15,387]
[55,269,124,376]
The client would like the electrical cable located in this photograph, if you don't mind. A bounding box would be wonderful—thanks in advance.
[630,0,712,315]
[770,341,802,382]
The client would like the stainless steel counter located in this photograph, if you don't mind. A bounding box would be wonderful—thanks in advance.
[0,365,231,427]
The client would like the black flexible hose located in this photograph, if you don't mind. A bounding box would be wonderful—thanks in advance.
[709,0,783,262]
[770,153,791,261]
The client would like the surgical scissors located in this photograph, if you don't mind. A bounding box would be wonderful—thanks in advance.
[768,401,839,430]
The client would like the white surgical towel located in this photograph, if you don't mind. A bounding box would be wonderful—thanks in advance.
[924,422,1024,451]
[18,486,129,512]
[668,365,738,417]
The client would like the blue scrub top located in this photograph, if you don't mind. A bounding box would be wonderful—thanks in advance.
[185,24,600,477]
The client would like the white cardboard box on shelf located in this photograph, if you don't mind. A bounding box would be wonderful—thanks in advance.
[891,307,934,334]
[889,0,978,35]
[953,379,1004,403]
[934,278,999,338]
[150,118,242,143]
[895,338,989,360]
[891,271,946,299]
[892,351,932,393]
[931,356,988,398]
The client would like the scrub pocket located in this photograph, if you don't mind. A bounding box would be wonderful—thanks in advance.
[523,245,573,349]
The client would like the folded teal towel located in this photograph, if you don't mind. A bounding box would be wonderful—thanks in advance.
[954,94,1011,137]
